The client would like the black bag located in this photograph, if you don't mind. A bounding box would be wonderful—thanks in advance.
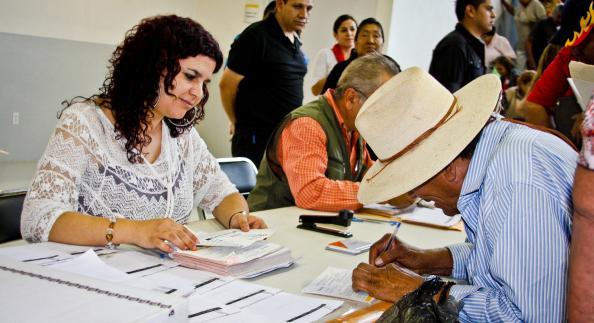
[554,96,583,149]
[377,276,460,323]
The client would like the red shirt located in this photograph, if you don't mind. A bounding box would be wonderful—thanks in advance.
[527,47,574,112]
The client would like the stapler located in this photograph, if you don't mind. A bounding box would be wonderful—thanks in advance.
[297,209,353,238]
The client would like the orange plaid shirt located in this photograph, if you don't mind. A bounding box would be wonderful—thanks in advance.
[277,91,373,211]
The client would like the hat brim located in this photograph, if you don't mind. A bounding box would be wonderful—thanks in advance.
[358,74,501,204]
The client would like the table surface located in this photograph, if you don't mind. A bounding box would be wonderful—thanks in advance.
[191,206,466,295]
[1,206,466,320]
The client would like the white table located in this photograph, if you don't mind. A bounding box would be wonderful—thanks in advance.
[1,206,466,321]
[188,206,466,295]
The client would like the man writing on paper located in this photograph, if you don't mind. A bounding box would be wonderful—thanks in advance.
[248,54,400,212]
[351,67,577,321]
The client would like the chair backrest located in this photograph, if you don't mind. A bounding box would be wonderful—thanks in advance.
[0,189,26,243]
[217,157,258,197]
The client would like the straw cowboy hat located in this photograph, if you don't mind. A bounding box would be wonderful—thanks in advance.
[356,67,501,204]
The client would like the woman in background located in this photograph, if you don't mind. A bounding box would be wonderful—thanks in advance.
[491,55,519,91]
[21,15,266,252]
[310,14,357,96]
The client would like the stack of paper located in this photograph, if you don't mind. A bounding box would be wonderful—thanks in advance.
[358,200,435,221]
[195,229,275,248]
[172,241,294,278]
[358,203,402,217]
[399,207,462,231]
[326,239,372,255]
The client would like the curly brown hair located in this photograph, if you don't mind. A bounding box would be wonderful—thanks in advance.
[65,15,223,163]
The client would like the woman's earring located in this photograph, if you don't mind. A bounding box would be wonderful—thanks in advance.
[152,91,161,109]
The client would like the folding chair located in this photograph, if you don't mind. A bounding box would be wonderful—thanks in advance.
[217,157,258,198]
[0,189,27,243]
[196,157,259,220]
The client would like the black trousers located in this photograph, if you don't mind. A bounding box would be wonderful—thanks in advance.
[231,127,273,169]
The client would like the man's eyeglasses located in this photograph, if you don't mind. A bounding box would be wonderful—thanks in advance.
[351,87,368,102]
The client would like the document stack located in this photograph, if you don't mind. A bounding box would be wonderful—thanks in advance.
[172,229,294,278]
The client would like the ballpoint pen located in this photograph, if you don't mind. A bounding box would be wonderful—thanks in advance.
[381,221,402,255]
[352,217,400,225]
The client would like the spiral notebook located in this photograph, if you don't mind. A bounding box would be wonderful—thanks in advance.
[0,255,188,322]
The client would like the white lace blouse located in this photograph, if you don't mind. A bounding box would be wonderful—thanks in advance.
[21,102,237,242]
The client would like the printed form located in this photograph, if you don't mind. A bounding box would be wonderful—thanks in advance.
[302,267,374,303]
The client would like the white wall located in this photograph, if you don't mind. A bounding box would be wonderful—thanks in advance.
[388,1,457,71]
[1,0,470,163]
[0,0,392,161]
[0,0,265,160]
[0,0,202,45]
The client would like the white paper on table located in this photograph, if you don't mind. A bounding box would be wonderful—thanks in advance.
[200,280,280,309]
[194,229,275,248]
[244,291,343,323]
[206,311,273,323]
[139,267,230,297]
[186,294,241,322]
[0,242,119,266]
[0,243,74,265]
[48,249,131,282]
[124,276,182,295]
[99,250,177,275]
[33,242,119,256]
[238,258,295,279]
[399,207,461,228]
[175,241,282,265]
[150,266,234,295]
[302,267,374,303]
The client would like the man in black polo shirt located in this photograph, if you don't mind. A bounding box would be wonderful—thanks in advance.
[219,0,313,168]
[429,0,496,92]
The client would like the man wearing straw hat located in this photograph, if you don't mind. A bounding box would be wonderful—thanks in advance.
[352,67,577,321]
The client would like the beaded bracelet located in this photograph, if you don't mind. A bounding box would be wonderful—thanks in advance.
[228,210,248,228]
[105,218,119,249]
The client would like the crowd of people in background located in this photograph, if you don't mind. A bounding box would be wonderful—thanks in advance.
[219,0,594,321]
[20,0,594,321]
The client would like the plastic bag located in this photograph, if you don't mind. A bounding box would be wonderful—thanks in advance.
[377,276,460,323]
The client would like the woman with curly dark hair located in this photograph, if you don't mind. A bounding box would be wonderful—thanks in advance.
[21,15,266,252]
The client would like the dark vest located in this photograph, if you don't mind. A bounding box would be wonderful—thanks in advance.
[247,96,368,211]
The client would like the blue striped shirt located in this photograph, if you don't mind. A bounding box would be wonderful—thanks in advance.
[447,120,577,322]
